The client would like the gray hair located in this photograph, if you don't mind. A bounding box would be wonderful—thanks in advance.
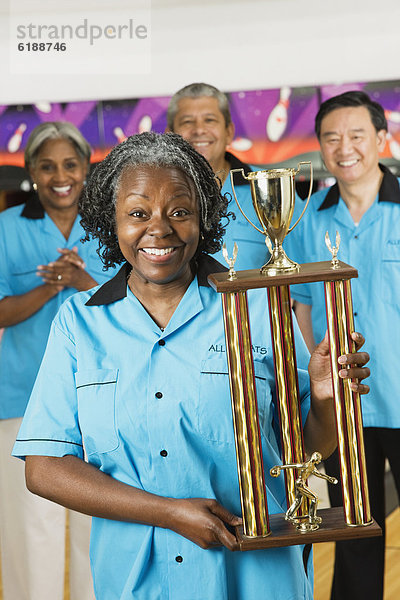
[24,121,91,169]
[80,132,229,268]
[167,82,232,130]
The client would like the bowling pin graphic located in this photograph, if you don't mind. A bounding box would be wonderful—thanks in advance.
[386,132,400,161]
[230,137,253,152]
[7,123,27,153]
[266,86,291,142]
[34,102,52,114]
[113,126,127,143]
[385,109,400,124]
[138,115,152,133]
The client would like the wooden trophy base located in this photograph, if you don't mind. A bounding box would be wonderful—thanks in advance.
[235,507,381,551]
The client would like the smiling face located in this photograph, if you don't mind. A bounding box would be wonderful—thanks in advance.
[170,96,234,174]
[115,165,200,289]
[29,138,88,212]
[319,106,386,186]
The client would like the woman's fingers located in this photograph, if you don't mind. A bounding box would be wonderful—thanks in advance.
[57,247,86,269]
[208,502,241,550]
[337,333,370,394]
[170,498,241,551]
[350,331,365,350]
[338,352,370,368]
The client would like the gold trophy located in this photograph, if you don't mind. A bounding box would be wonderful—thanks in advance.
[208,166,380,550]
[230,162,312,273]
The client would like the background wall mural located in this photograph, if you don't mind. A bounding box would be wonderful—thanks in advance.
[1,79,400,198]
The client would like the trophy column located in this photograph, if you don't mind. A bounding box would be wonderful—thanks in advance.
[267,284,307,515]
[324,278,372,526]
[222,290,270,538]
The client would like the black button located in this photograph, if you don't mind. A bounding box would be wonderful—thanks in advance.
[354,235,358,239]
[155,391,163,399]
[354,312,358,317]
[160,449,168,457]
[158,339,165,346]
[175,555,183,563]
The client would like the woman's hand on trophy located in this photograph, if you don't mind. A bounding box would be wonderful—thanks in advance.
[308,331,370,402]
[304,331,370,457]
[337,332,370,394]
[165,498,242,551]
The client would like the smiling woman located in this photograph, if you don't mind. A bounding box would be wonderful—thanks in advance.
[0,121,118,600]
[12,132,371,600]
[115,165,200,290]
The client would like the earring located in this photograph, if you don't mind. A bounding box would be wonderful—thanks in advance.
[32,183,38,191]
[200,232,205,241]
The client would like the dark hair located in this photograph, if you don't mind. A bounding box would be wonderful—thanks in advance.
[80,132,229,269]
[315,91,388,138]
[167,82,232,129]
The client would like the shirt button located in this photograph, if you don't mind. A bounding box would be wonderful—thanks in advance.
[160,449,168,457]
[155,391,163,399]
[354,312,358,317]
[158,339,166,346]
[175,555,183,563]
[354,235,358,239]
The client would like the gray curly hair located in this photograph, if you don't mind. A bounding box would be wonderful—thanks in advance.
[80,132,230,268]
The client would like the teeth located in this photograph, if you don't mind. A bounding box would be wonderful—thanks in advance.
[52,185,72,193]
[142,247,174,256]
[338,160,358,167]
[193,142,210,147]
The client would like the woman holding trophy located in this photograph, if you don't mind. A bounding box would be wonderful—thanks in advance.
[13,132,370,600]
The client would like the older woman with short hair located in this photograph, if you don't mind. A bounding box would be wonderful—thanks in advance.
[13,132,370,600]
[0,121,115,600]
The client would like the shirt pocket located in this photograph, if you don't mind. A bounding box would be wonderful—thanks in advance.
[198,357,270,445]
[381,240,400,306]
[10,262,41,295]
[75,369,119,456]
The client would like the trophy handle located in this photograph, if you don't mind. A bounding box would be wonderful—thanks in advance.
[287,161,313,233]
[229,169,265,235]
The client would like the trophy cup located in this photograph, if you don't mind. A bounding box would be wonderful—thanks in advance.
[230,162,312,274]
[207,165,380,549]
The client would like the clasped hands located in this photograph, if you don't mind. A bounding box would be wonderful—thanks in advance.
[36,246,86,290]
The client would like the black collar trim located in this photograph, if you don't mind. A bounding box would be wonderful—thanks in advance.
[21,193,45,219]
[318,164,400,211]
[85,254,227,306]
[226,151,253,187]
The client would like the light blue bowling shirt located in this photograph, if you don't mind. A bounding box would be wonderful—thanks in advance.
[0,195,115,419]
[14,255,314,600]
[213,152,269,270]
[285,164,400,428]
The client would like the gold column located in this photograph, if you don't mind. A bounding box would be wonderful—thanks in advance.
[267,285,307,514]
[324,279,372,526]
[222,291,270,538]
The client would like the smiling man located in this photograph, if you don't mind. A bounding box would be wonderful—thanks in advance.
[167,83,268,270]
[286,91,400,600]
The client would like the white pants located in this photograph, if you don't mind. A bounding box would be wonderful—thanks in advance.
[0,417,95,600]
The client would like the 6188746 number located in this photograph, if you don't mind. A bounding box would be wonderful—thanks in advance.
[18,42,66,51]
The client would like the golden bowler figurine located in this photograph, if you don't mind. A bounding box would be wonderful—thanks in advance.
[271,452,338,533]
[208,164,380,550]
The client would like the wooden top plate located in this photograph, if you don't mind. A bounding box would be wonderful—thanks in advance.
[208,261,358,293]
